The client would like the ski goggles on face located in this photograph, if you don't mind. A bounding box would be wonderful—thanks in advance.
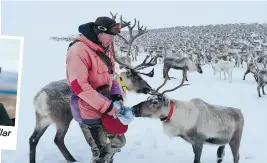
[96,23,122,35]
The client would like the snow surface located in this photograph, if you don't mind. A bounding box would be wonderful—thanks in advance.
[1,41,267,163]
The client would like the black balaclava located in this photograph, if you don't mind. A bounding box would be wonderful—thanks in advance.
[78,17,117,47]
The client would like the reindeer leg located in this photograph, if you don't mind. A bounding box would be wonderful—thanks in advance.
[243,70,249,80]
[163,64,170,79]
[184,69,189,81]
[54,118,76,162]
[258,84,262,97]
[262,85,266,95]
[192,142,204,163]
[29,119,50,163]
[229,139,241,163]
[229,71,233,83]
[229,128,243,163]
[217,145,225,163]
[253,74,258,82]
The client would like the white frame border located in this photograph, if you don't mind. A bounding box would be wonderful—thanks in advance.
[0,35,24,150]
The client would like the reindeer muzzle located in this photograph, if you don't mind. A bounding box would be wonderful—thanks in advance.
[137,87,150,94]
[142,87,151,94]
[132,102,144,117]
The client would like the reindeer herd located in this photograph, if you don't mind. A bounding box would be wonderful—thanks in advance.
[34,13,267,163]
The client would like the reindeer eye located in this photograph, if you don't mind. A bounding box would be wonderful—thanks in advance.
[152,100,159,105]
[126,71,132,77]
[133,76,139,81]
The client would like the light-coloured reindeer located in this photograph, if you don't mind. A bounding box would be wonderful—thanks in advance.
[235,54,242,67]
[132,74,244,163]
[29,55,156,163]
[163,57,203,81]
[191,53,198,64]
[257,69,267,97]
[212,59,235,83]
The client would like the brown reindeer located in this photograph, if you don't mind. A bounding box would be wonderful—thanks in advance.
[163,57,203,81]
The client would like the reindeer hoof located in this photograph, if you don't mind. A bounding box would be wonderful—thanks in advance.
[68,158,77,162]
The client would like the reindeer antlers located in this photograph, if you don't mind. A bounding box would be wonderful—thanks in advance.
[110,11,148,57]
[109,11,153,77]
[133,55,157,70]
[120,15,131,29]
[161,74,190,95]
[149,72,190,96]
[109,12,117,20]
[110,11,130,28]
[114,54,155,77]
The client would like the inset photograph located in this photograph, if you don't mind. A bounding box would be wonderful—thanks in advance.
[0,35,23,150]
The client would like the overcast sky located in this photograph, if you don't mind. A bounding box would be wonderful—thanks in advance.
[1,1,266,74]
[0,38,21,72]
[1,1,267,38]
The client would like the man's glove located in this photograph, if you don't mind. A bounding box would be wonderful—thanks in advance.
[111,94,123,102]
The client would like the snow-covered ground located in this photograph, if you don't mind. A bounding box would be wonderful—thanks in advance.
[1,44,267,162]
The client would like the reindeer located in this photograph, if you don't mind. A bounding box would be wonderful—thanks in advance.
[240,55,247,68]
[263,57,267,69]
[163,57,203,81]
[211,59,235,83]
[132,74,244,163]
[243,61,264,82]
[29,55,156,163]
[191,53,198,64]
[246,54,254,65]
[257,69,267,97]
[235,54,242,67]
[156,50,164,64]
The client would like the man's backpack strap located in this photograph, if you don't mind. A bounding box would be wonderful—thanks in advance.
[67,39,80,51]
[67,39,113,74]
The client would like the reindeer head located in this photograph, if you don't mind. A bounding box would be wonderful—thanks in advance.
[196,63,203,74]
[115,55,157,94]
[132,94,171,119]
[120,69,152,94]
[132,73,189,120]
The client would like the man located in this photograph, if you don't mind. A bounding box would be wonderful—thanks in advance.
[66,16,128,163]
